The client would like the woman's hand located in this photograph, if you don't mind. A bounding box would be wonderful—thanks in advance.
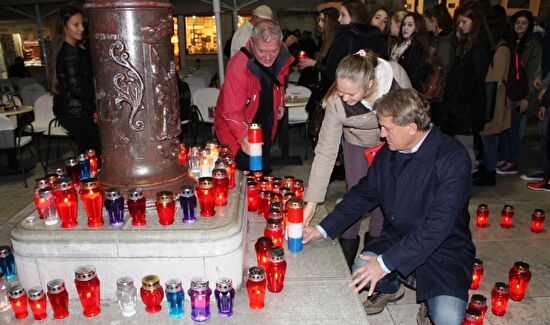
[298,58,316,70]
[539,106,546,122]
[519,99,529,113]
[303,202,318,226]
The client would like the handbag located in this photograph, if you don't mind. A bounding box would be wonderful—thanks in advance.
[363,142,385,166]
[306,84,328,143]
[485,81,498,122]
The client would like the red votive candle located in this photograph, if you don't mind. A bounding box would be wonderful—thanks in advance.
[213,168,229,206]
[265,219,284,248]
[471,259,483,290]
[266,247,287,293]
[127,188,146,226]
[247,181,259,212]
[255,236,274,270]
[259,179,270,192]
[531,209,545,233]
[246,266,267,309]
[253,171,263,184]
[28,287,47,320]
[491,282,509,316]
[197,177,216,216]
[86,149,99,178]
[500,205,514,228]
[292,179,304,199]
[53,178,78,228]
[258,191,272,218]
[226,156,236,189]
[140,275,164,313]
[65,157,81,187]
[9,283,28,319]
[178,143,187,165]
[74,265,101,317]
[468,294,488,321]
[508,261,531,301]
[47,279,69,319]
[79,178,105,228]
[463,308,483,325]
[476,204,489,227]
[282,175,294,189]
[33,178,50,219]
[156,191,175,225]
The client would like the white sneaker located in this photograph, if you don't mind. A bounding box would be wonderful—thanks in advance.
[520,169,545,181]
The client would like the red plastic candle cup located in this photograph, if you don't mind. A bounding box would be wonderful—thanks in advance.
[470,259,484,290]
[266,247,287,293]
[79,178,105,228]
[53,178,79,228]
[298,50,306,60]
[33,178,50,219]
[265,219,284,247]
[508,261,531,301]
[64,157,81,188]
[258,191,272,218]
[140,275,164,313]
[86,149,99,177]
[127,188,146,226]
[197,177,216,216]
[247,181,259,212]
[500,205,514,228]
[28,287,47,320]
[282,192,295,209]
[155,191,175,225]
[213,168,229,206]
[253,171,263,184]
[246,266,267,309]
[468,294,488,321]
[9,283,28,319]
[255,236,274,270]
[225,157,236,189]
[292,179,304,199]
[491,282,509,316]
[178,143,187,165]
[74,265,101,317]
[463,308,483,325]
[476,203,489,227]
[47,279,69,319]
[281,175,294,189]
[531,209,545,233]
[259,179,270,192]
[267,208,283,224]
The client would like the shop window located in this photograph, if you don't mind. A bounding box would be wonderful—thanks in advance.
[184,15,217,55]
[237,15,251,28]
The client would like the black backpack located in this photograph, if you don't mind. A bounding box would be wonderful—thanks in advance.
[506,50,529,101]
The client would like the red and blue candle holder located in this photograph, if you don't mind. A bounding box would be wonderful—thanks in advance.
[248,123,263,171]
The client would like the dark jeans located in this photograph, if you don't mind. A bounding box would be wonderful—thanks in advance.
[58,116,101,155]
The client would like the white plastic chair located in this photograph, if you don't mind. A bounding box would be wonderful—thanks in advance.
[285,85,311,158]
[192,87,219,143]
[0,115,36,187]
[20,82,46,106]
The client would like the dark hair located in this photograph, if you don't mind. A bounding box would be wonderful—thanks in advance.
[511,10,535,55]
[368,7,390,35]
[423,3,453,32]
[318,7,340,60]
[455,1,491,57]
[341,0,369,24]
[486,5,512,49]
[397,12,431,56]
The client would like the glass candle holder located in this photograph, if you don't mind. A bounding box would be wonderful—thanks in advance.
[156,191,176,225]
[188,146,201,177]
[197,177,216,217]
[78,153,90,180]
[105,188,125,227]
[47,279,69,319]
[53,178,78,228]
[127,188,146,226]
[213,278,234,317]
[468,294,488,321]
[212,168,229,206]
[188,277,212,322]
[140,275,164,313]
[178,143,187,166]
[8,283,28,319]
[287,198,304,253]
[165,279,185,318]
[199,148,213,177]
[508,261,531,301]
[264,219,284,248]
[64,157,81,187]
[79,178,104,228]
[74,265,101,317]
[0,246,16,280]
[246,266,266,309]
[471,259,484,290]
[255,236,274,270]
[247,181,259,212]
[180,185,197,223]
[500,205,514,228]
[33,178,50,219]
[0,273,10,312]
[86,149,99,178]
[116,276,137,317]
[463,308,483,325]
[292,179,304,199]
[491,282,509,316]
[37,188,59,226]
[266,247,287,293]
[476,203,489,227]
[531,209,545,233]
[28,287,47,320]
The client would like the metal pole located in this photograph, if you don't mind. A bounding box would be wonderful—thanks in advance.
[34,4,50,88]
[232,0,238,31]
[213,0,225,84]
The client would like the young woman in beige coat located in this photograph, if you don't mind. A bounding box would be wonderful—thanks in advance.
[302,51,411,268]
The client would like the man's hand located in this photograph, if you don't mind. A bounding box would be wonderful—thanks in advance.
[349,255,389,295]
[239,133,250,155]
[519,99,529,113]
[277,105,285,120]
[302,226,322,244]
[303,202,317,226]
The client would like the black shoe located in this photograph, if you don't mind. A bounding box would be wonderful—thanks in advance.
[339,236,360,270]
[474,171,496,186]
[330,164,346,182]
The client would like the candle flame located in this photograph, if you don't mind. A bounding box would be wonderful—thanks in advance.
[86,291,92,298]
[256,290,261,295]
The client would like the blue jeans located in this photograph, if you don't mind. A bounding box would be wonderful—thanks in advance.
[481,134,499,172]
[540,110,550,172]
[504,108,528,162]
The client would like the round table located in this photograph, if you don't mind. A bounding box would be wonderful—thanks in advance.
[0,105,33,117]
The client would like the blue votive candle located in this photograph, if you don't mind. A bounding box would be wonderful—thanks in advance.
[104,189,124,227]
[0,246,16,280]
[179,185,197,223]
[188,277,212,322]
[165,279,184,318]
[214,278,235,317]
[78,154,90,180]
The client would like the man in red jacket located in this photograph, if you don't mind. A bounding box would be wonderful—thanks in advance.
[214,19,293,174]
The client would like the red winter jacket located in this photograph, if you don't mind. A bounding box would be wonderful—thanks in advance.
[214,42,293,157]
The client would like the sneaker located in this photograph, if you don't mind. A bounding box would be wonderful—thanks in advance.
[495,160,507,169]
[363,285,405,315]
[417,302,433,325]
[520,169,545,181]
[496,161,518,175]
[527,179,550,192]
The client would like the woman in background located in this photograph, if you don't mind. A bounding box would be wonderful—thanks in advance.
[388,10,407,53]
[368,7,390,36]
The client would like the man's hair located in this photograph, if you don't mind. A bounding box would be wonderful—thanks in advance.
[251,20,282,42]
[374,88,431,131]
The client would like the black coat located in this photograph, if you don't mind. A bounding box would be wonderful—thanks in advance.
[440,33,491,135]
[321,23,388,90]
[396,41,429,92]
[53,42,95,119]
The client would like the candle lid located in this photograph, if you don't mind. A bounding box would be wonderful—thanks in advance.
[189,146,201,156]
[105,188,122,200]
[116,276,135,289]
[190,277,209,291]
[494,282,509,293]
[272,177,282,184]
[34,177,49,189]
[165,279,183,293]
[141,274,161,290]
[127,188,143,201]
[256,236,274,246]
[47,279,66,294]
[156,191,174,203]
[198,177,214,189]
[212,168,228,179]
[78,153,87,161]
[55,168,66,177]
[86,149,96,157]
[81,178,100,190]
[513,261,530,273]
[180,185,195,198]
[502,204,514,212]
[248,266,265,281]
[471,294,487,304]
[28,286,45,300]
[280,187,291,196]
[64,157,78,167]
[477,203,488,209]
[533,209,545,218]
[267,209,282,220]
[247,180,257,187]
[266,219,282,231]
[200,148,211,157]
[53,178,73,190]
[473,258,483,267]
[215,277,233,292]
[214,159,229,169]
[0,245,12,257]
[253,171,263,178]
[283,175,295,185]
[74,265,97,281]
[283,192,295,201]
[464,308,481,318]
[249,123,261,130]
[268,247,285,262]
[223,156,234,165]
[293,179,304,186]
[8,283,25,298]
[38,187,54,199]
[287,197,304,209]
[46,173,58,183]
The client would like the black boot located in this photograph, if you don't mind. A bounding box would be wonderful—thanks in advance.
[339,237,360,270]
[474,171,496,186]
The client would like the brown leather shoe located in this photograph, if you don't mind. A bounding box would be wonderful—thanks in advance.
[363,285,405,315]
